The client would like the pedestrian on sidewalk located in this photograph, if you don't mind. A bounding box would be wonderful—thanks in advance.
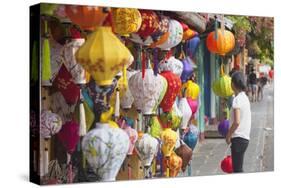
[247,69,258,102]
[226,71,251,173]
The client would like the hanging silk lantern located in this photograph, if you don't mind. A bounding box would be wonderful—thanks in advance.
[212,66,234,97]
[136,10,159,38]
[183,124,198,150]
[149,116,162,139]
[269,70,274,79]
[112,8,142,36]
[167,152,182,177]
[40,110,62,138]
[76,26,133,86]
[40,4,58,16]
[159,56,183,77]
[178,97,192,130]
[206,29,235,56]
[129,69,167,115]
[185,36,200,58]
[135,133,159,167]
[182,80,200,100]
[157,19,183,50]
[161,128,177,157]
[175,142,193,172]
[149,15,170,48]
[120,70,138,109]
[65,5,109,31]
[218,119,230,137]
[160,71,182,112]
[221,155,233,173]
[123,124,138,155]
[180,57,194,83]
[183,28,198,41]
[159,101,182,130]
[187,98,198,115]
[82,122,129,181]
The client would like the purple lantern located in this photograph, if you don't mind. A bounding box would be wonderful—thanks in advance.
[180,58,194,83]
[185,36,200,58]
[218,120,230,137]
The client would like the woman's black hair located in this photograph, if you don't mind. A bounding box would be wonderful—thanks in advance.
[231,71,247,91]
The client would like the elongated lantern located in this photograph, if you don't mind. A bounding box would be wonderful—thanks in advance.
[82,123,129,181]
[212,66,234,97]
[76,27,133,86]
[178,97,192,130]
[185,36,200,58]
[161,128,177,157]
[182,80,200,100]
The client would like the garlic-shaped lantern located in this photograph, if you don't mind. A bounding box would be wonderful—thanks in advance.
[82,122,129,181]
[159,56,183,77]
[129,69,167,115]
[161,128,178,157]
[76,26,133,86]
[178,97,192,130]
[120,70,138,109]
[40,110,62,138]
[135,133,159,167]
[212,66,234,98]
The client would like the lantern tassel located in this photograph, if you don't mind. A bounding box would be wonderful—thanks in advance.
[115,89,120,118]
[79,89,87,136]
[42,20,51,83]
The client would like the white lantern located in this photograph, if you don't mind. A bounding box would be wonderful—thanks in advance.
[178,97,192,130]
[120,70,138,109]
[40,110,62,138]
[159,56,183,78]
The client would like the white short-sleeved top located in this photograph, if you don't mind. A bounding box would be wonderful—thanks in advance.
[230,91,251,140]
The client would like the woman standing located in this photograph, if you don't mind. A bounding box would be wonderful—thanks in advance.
[226,71,251,173]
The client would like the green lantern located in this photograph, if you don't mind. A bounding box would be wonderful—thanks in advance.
[212,65,234,98]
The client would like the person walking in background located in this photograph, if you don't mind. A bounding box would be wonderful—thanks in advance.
[257,73,268,101]
[248,69,258,102]
[226,71,251,173]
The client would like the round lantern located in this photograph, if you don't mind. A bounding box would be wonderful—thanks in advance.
[175,142,192,172]
[76,26,133,86]
[149,116,163,139]
[160,71,182,112]
[178,97,192,130]
[161,128,178,157]
[40,110,62,138]
[120,70,138,109]
[183,125,198,150]
[136,10,159,38]
[157,19,183,50]
[135,133,159,167]
[182,80,200,100]
[159,101,183,130]
[206,29,235,56]
[82,122,130,181]
[212,66,234,97]
[218,120,230,137]
[159,56,183,77]
[167,152,182,177]
[269,70,274,79]
[65,5,109,31]
[129,69,168,115]
[183,28,198,41]
[149,15,170,48]
[221,155,233,173]
[185,36,200,58]
[112,8,142,36]
[187,98,198,115]
[180,57,194,83]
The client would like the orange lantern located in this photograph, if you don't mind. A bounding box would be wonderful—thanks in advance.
[206,29,235,56]
[65,5,109,31]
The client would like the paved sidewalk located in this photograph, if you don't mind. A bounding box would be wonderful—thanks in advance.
[190,84,274,176]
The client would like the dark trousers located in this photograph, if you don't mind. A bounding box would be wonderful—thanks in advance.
[231,137,249,172]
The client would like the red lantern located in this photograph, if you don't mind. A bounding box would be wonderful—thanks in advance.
[221,155,233,173]
[160,71,182,112]
[65,5,109,31]
[136,10,159,38]
[269,70,274,79]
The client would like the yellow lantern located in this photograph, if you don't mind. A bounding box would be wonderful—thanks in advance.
[76,27,133,86]
[182,80,200,100]
[161,128,177,157]
[112,8,142,36]
[168,152,182,177]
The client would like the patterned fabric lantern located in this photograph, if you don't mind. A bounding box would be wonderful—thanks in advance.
[167,152,182,177]
[161,128,177,157]
[212,66,234,97]
[182,80,200,100]
[178,97,192,130]
[206,29,235,56]
[40,110,62,138]
[149,116,162,139]
[136,10,159,38]
[183,28,198,41]
[160,71,182,112]
[180,57,194,83]
[159,56,183,77]
[218,120,230,137]
[183,124,198,150]
[120,70,138,109]
[149,15,170,48]
[65,5,109,31]
[123,124,138,155]
[159,101,183,130]
[129,69,167,115]
[175,142,193,172]
[112,8,142,36]
[187,98,198,115]
[76,26,133,86]
[157,19,183,50]
[82,123,129,181]
[221,155,233,173]
[135,133,159,167]
[185,36,200,58]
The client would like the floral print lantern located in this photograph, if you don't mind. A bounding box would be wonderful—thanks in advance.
[159,56,183,77]
[182,80,200,100]
[157,19,183,50]
[65,5,109,31]
[82,122,129,181]
[161,128,178,157]
[136,10,159,39]
[206,29,235,56]
[148,15,170,48]
[129,69,167,115]
[76,26,133,86]
[40,110,62,138]
[160,71,182,113]
[112,8,142,36]
[212,66,234,97]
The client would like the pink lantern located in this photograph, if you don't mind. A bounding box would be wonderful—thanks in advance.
[187,98,198,115]
[123,125,138,155]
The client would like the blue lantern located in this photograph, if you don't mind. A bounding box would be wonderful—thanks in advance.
[218,120,230,137]
[183,125,198,150]
[185,36,200,58]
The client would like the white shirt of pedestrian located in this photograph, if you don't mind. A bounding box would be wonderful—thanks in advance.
[230,91,251,140]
